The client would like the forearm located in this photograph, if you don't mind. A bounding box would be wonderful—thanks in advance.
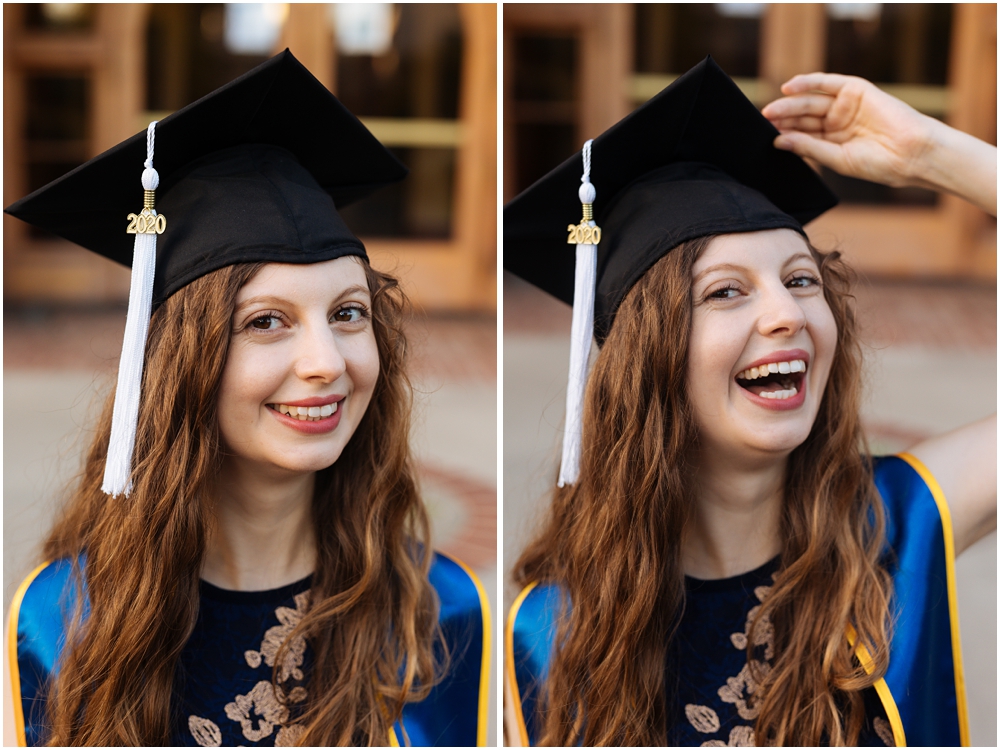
[909,117,997,216]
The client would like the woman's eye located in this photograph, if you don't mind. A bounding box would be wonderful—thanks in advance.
[249,315,281,330]
[332,305,366,323]
[787,275,819,289]
[708,285,740,300]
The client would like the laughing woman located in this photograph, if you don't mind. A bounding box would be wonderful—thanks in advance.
[504,60,994,746]
[4,52,488,747]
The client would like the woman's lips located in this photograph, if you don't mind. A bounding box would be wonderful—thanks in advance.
[266,398,343,434]
[737,375,807,411]
[733,348,810,411]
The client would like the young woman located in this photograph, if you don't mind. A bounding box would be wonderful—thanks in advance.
[503,59,995,746]
[4,52,488,747]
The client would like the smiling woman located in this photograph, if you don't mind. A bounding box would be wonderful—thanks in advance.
[218,259,380,476]
[3,52,488,747]
[503,57,995,747]
[687,231,838,463]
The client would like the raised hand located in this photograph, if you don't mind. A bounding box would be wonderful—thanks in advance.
[762,73,996,215]
[762,73,934,187]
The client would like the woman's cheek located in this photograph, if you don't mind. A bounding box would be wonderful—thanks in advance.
[348,331,381,393]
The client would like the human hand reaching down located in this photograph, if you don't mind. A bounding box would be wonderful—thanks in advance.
[762,72,996,216]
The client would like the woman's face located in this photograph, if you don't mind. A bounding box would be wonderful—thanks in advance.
[217,256,380,477]
[687,229,837,464]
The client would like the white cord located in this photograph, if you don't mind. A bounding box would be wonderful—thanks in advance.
[558,139,598,488]
[102,122,160,497]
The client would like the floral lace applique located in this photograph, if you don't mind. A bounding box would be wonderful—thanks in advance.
[189,589,311,746]
[874,717,896,746]
[686,582,774,746]
[244,591,311,681]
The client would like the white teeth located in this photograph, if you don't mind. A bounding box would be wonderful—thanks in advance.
[761,387,798,400]
[271,402,340,421]
[737,359,807,380]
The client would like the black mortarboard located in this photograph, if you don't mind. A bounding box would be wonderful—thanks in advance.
[5,48,406,305]
[504,55,837,344]
[503,56,837,485]
[4,49,406,497]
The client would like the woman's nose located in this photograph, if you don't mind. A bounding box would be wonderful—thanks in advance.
[294,323,347,383]
[757,284,808,337]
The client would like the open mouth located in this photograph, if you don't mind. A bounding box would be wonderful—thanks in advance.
[267,402,339,421]
[735,359,807,401]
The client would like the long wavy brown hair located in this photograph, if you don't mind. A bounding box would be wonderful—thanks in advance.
[40,258,440,746]
[515,236,893,746]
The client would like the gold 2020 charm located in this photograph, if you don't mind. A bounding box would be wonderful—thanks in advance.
[126,207,166,235]
[567,221,601,245]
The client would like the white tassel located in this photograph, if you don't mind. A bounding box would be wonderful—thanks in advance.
[102,122,160,497]
[558,140,598,488]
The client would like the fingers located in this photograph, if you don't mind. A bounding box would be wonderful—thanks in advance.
[769,115,827,133]
[779,72,853,96]
[773,132,846,172]
[761,93,834,121]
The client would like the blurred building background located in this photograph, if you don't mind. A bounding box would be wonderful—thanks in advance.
[503,4,995,745]
[4,4,497,742]
[5,2,496,309]
[504,2,995,278]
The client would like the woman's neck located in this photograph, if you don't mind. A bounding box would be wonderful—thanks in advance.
[201,458,317,591]
[682,450,785,580]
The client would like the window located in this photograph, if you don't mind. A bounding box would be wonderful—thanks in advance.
[334,4,463,239]
[25,74,90,238]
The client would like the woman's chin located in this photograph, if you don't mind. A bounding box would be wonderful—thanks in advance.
[701,422,814,465]
[272,452,343,475]
[223,448,344,479]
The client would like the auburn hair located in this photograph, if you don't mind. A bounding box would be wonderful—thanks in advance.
[41,258,440,745]
[514,236,892,746]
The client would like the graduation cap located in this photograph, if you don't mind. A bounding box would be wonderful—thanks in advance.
[503,56,838,486]
[4,49,407,497]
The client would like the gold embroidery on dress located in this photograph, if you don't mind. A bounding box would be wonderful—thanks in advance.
[244,591,310,681]
[686,581,775,746]
[188,715,222,747]
[275,724,306,746]
[686,704,721,733]
[224,680,289,742]
[700,725,756,747]
[276,683,309,704]
[188,589,312,745]
[873,717,895,746]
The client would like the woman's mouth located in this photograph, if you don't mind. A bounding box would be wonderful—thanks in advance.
[735,359,807,401]
[267,401,338,422]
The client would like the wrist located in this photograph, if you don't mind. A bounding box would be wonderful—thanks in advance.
[906,118,997,214]
[904,114,951,187]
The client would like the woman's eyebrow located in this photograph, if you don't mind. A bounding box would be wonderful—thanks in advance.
[782,251,817,269]
[692,263,748,283]
[693,252,818,283]
[332,284,372,302]
[233,285,372,314]
[234,295,287,313]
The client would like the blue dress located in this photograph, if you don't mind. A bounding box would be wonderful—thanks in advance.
[507,454,969,747]
[9,552,489,747]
